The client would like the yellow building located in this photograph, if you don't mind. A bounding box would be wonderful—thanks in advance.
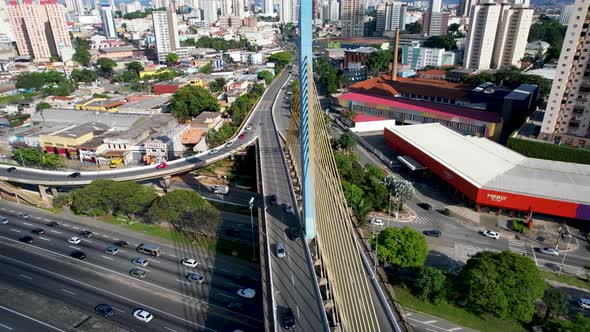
[39,122,110,159]
[75,98,125,113]
[139,67,173,78]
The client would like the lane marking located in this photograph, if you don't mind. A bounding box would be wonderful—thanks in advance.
[423,320,437,324]
[68,246,81,250]
[82,239,93,243]
[94,232,100,235]
[24,222,33,226]
[0,255,219,331]
[176,279,191,285]
[39,237,50,241]
[43,219,50,222]
[163,327,177,332]
[291,275,294,285]
[102,235,110,238]
[0,306,65,331]
[448,328,462,331]
[9,229,20,233]
[166,253,177,258]
[50,230,62,234]
[101,255,115,261]
[19,274,32,279]
[62,224,71,228]
[61,289,76,295]
[112,238,119,241]
[73,226,79,230]
[150,259,161,264]
[8,210,14,213]
[217,293,236,299]
[112,307,125,313]
[0,323,13,331]
[34,217,41,219]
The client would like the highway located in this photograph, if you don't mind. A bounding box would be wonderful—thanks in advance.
[0,202,263,332]
[0,305,67,332]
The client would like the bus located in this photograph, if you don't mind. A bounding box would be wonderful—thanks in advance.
[137,243,161,257]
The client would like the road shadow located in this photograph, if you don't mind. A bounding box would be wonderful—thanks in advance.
[425,250,465,275]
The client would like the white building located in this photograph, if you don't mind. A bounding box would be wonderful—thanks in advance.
[376,2,407,35]
[328,0,340,22]
[539,0,590,149]
[280,0,294,22]
[415,47,456,69]
[152,9,181,63]
[203,0,219,24]
[99,3,117,38]
[559,4,574,25]
[264,0,273,14]
[233,0,245,18]
[342,0,364,37]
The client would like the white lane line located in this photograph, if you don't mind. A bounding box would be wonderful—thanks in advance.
[50,230,62,234]
[82,239,93,243]
[102,235,110,238]
[8,210,14,213]
[296,305,300,319]
[68,246,81,250]
[217,293,236,299]
[291,275,294,285]
[150,259,161,264]
[23,222,33,226]
[39,237,50,241]
[423,320,437,324]
[0,323,13,331]
[101,255,115,261]
[9,229,20,233]
[426,329,437,332]
[448,328,462,331]
[62,224,71,227]
[0,208,5,210]
[72,226,79,230]
[112,237,119,241]
[0,306,66,331]
[61,289,76,295]
[166,253,177,258]
[176,279,191,285]
[112,307,125,313]
[207,265,215,269]
[94,232,100,235]
[19,274,32,280]
[163,327,177,332]
[43,219,50,221]
[228,282,241,288]
[33,217,41,220]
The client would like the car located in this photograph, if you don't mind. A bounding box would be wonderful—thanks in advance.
[370,218,384,226]
[269,194,277,205]
[70,251,86,260]
[283,308,296,330]
[69,172,81,178]
[276,243,286,258]
[540,247,559,256]
[95,304,114,317]
[114,240,128,248]
[18,213,29,219]
[68,237,81,244]
[19,236,34,243]
[245,125,252,131]
[80,230,93,238]
[130,268,146,279]
[46,221,58,227]
[238,133,245,139]
[132,257,149,267]
[105,247,119,255]
[6,167,16,173]
[155,162,168,169]
[418,202,433,210]
[132,309,153,323]
[208,148,218,154]
[227,302,245,312]
[482,230,500,240]
[0,216,7,224]
[31,228,45,235]
[237,288,256,299]
[182,258,198,268]
[579,298,590,310]
[284,204,293,214]
[225,228,240,238]
[423,230,442,238]
[288,228,301,241]
[225,141,234,147]
[186,272,205,284]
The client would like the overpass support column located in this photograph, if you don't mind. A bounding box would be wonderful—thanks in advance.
[163,176,171,192]
[38,185,48,201]
[50,187,58,197]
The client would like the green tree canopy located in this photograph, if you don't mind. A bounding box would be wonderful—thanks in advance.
[257,70,274,85]
[268,51,292,72]
[165,53,179,66]
[96,58,117,77]
[169,85,219,121]
[404,21,422,34]
[125,61,144,75]
[73,47,91,66]
[35,102,51,111]
[415,266,447,303]
[147,189,211,224]
[178,203,221,238]
[528,16,567,62]
[70,69,98,83]
[374,226,428,268]
[334,132,356,151]
[209,78,226,93]
[199,63,214,74]
[423,35,457,51]
[542,287,568,321]
[365,50,393,77]
[13,148,64,169]
[459,251,546,322]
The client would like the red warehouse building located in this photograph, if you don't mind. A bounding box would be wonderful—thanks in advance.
[385,123,590,221]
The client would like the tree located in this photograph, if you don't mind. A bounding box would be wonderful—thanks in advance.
[208,78,226,93]
[415,266,447,303]
[125,61,144,75]
[199,63,214,74]
[335,132,356,151]
[374,226,428,268]
[404,21,422,34]
[459,251,546,322]
[96,58,117,77]
[385,176,415,212]
[147,189,212,224]
[205,123,235,148]
[257,70,274,85]
[365,50,393,77]
[268,51,292,72]
[13,148,64,169]
[165,52,179,66]
[169,85,219,121]
[70,69,98,83]
[543,288,568,321]
[342,181,373,221]
[15,72,47,90]
[177,203,221,238]
[35,102,51,111]
[73,47,91,66]
[423,36,457,51]
[528,17,567,60]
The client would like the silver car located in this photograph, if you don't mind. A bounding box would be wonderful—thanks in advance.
[276,243,286,258]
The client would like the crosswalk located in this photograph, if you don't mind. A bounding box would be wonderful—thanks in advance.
[508,239,528,255]
[413,215,479,232]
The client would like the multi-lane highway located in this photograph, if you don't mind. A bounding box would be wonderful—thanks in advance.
[0,203,263,332]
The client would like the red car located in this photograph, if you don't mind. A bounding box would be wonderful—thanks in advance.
[238,133,245,139]
[155,162,168,169]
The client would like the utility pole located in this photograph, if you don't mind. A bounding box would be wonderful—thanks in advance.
[249,197,255,261]
[558,230,573,276]
[373,222,378,279]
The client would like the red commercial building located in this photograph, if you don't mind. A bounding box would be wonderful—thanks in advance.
[385,123,590,221]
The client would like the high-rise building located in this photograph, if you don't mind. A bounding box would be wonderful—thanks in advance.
[458,0,472,17]
[423,0,448,36]
[233,0,244,18]
[328,0,339,21]
[152,8,180,62]
[341,0,364,37]
[152,0,165,8]
[280,0,294,22]
[375,1,406,36]
[559,4,574,25]
[8,0,71,62]
[539,0,590,148]
[100,3,116,38]
[65,0,85,14]
[202,0,218,23]
[464,0,532,70]
[264,0,272,14]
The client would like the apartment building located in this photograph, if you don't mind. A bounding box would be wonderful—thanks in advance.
[376,2,407,36]
[152,8,181,63]
[341,0,364,37]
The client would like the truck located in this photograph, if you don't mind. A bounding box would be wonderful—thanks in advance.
[109,158,123,168]
[213,185,229,195]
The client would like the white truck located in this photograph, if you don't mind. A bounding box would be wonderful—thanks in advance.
[213,185,229,195]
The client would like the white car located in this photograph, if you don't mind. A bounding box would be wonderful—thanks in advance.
[186,272,205,284]
[132,257,149,267]
[245,125,252,131]
[237,288,256,299]
[132,309,153,323]
[181,258,198,268]
[482,230,500,240]
[579,298,590,310]
[0,216,7,224]
[68,237,81,245]
[285,204,293,214]
[208,148,218,154]
[370,218,384,226]
[540,247,559,256]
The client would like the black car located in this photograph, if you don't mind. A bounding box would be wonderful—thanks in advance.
[19,236,34,243]
[130,268,146,279]
[283,308,296,330]
[69,172,81,178]
[418,203,433,210]
[71,251,86,260]
[269,195,278,205]
[6,167,16,173]
[80,230,93,238]
[423,230,442,238]
[46,221,59,227]
[95,304,114,317]
[225,228,240,238]
[288,228,301,241]
[31,228,45,235]
[114,240,128,248]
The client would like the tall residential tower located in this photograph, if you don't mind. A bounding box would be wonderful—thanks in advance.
[152,8,181,63]
[341,0,364,37]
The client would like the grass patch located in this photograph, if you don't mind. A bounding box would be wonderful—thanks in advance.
[394,285,526,332]
[542,270,590,290]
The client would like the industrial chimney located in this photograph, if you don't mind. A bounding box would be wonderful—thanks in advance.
[391,29,400,81]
